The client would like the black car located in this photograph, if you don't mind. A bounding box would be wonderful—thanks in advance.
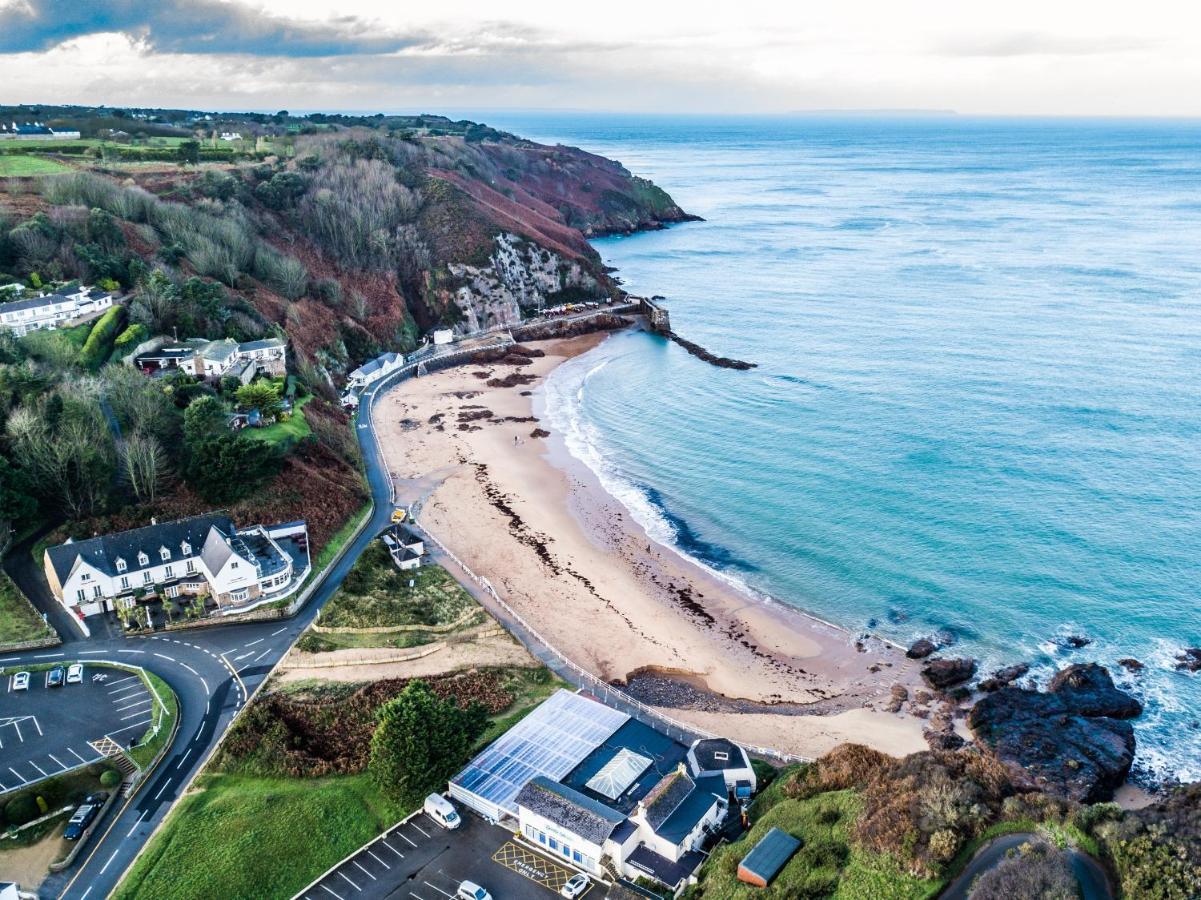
[63,792,107,841]
[47,666,65,688]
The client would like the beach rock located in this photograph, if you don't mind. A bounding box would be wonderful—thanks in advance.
[1175,648,1201,672]
[1117,658,1146,673]
[530,428,550,439]
[906,638,938,659]
[885,684,908,713]
[913,690,933,706]
[978,663,1031,692]
[1058,635,1093,649]
[969,663,1141,803]
[1048,663,1143,718]
[924,730,965,752]
[921,657,977,690]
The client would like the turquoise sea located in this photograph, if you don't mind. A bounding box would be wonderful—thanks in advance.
[483,113,1201,782]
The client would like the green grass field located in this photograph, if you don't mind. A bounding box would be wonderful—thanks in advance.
[0,571,53,647]
[0,154,73,175]
[111,772,405,900]
[248,395,312,448]
[128,671,180,770]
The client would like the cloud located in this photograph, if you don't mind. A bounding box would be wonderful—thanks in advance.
[0,0,427,56]
[932,32,1153,58]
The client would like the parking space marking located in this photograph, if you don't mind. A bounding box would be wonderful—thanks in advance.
[320,885,345,900]
[28,760,47,777]
[106,718,150,737]
[121,708,150,720]
[351,860,376,881]
[395,829,418,848]
[67,747,89,763]
[379,839,404,859]
[8,767,25,785]
[492,840,581,893]
[116,698,152,712]
[411,821,430,838]
[422,882,453,898]
[336,871,361,892]
[107,675,139,686]
[47,753,66,771]
[366,849,390,869]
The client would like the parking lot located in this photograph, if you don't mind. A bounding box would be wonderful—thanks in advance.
[299,809,601,900]
[0,664,154,792]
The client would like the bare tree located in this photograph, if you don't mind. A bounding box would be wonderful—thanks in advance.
[121,431,167,503]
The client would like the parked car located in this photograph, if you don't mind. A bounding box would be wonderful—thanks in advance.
[11,670,29,691]
[47,666,65,688]
[66,663,83,684]
[456,882,492,900]
[423,793,461,830]
[63,793,107,841]
[560,874,591,898]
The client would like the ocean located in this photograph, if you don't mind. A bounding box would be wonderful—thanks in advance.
[483,113,1201,782]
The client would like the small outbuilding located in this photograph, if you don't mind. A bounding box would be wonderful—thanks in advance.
[737,827,801,888]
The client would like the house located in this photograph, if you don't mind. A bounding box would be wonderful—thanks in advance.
[0,122,80,140]
[0,284,115,336]
[432,328,454,345]
[44,514,307,618]
[135,336,286,381]
[380,526,423,570]
[451,689,748,892]
[219,132,243,142]
[686,738,757,802]
[737,827,801,888]
[347,351,404,389]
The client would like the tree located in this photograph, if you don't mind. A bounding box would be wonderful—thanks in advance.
[369,680,487,805]
[184,432,280,503]
[182,395,227,445]
[0,455,36,551]
[235,379,283,419]
[121,431,167,503]
[177,140,200,165]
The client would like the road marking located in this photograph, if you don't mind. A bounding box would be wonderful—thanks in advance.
[423,882,453,898]
[244,638,264,647]
[32,717,41,736]
[176,748,193,770]
[366,849,389,869]
[153,652,176,662]
[320,886,345,900]
[79,649,104,655]
[200,677,210,695]
[67,747,88,763]
[272,626,287,636]
[33,653,64,659]
[79,887,92,900]
[396,830,418,848]
[126,810,147,837]
[48,753,66,771]
[98,846,122,874]
[107,718,151,736]
[108,675,139,687]
[153,778,173,800]
[253,649,272,663]
[233,651,253,661]
[116,698,153,712]
[412,822,430,838]
[7,767,25,784]
[337,871,361,892]
[122,709,150,720]
[352,860,376,881]
[180,663,200,676]
[380,840,404,859]
[117,649,144,654]
[29,760,47,777]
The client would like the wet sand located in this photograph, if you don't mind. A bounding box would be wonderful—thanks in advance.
[373,333,932,759]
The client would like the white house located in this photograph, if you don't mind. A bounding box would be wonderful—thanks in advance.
[135,336,286,381]
[686,738,757,801]
[451,690,744,892]
[0,285,114,336]
[432,328,454,346]
[44,514,307,618]
[380,526,423,571]
[219,132,243,142]
[347,351,404,389]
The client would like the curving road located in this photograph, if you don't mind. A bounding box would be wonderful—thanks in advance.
[939,832,1114,900]
[0,349,423,900]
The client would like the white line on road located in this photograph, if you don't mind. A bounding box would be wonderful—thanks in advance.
[79,887,92,900]
[396,830,418,848]
[67,747,88,764]
[200,677,210,695]
[423,882,453,898]
[176,748,193,770]
[320,886,345,900]
[153,652,176,662]
[48,753,66,771]
[272,626,287,636]
[233,651,253,661]
[31,717,41,736]
[253,649,272,663]
[121,709,150,720]
[117,649,144,654]
[153,778,173,800]
[107,718,151,736]
[366,849,390,869]
[352,860,376,881]
[380,840,404,859]
[79,650,104,655]
[411,822,430,838]
[180,663,200,676]
[29,760,47,777]
[33,653,64,659]
[7,767,24,784]
[116,698,152,712]
[126,810,147,837]
[337,871,361,892]
[98,848,121,874]
[244,638,264,647]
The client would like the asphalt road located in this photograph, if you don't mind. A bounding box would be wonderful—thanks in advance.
[0,349,420,900]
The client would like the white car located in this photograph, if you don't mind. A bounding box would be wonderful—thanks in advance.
[560,873,591,898]
[66,663,84,685]
[11,671,30,690]
[456,882,492,900]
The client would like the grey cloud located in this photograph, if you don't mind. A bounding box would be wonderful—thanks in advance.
[934,32,1153,58]
[0,0,428,56]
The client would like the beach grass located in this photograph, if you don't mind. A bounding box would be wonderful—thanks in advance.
[0,155,73,176]
[0,571,53,647]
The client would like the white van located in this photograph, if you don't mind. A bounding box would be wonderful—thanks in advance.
[423,793,461,829]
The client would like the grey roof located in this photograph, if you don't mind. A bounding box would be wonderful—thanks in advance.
[515,776,627,846]
[644,772,695,831]
[0,294,70,313]
[655,774,725,844]
[46,514,234,583]
[691,738,750,772]
[738,827,801,884]
[353,352,401,378]
[202,339,238,362]
[138,343,197,361]
[237,337,285,353]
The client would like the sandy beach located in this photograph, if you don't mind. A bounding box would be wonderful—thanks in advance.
[374,332,939,759]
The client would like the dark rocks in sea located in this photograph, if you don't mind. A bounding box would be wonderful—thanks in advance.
[664,331,756,370]
[978,663,1030,692]
[968,662,1142,803]
[529,427,550,439]
[1117,658,1146,673]
[921,657,977,690]
[1175,648,1201,672]
[906,638,938,660]
[1057,635,1093,649]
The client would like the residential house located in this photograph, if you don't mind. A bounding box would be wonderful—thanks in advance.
[135,336,286,382]
[380,525,423,570]
[44,514,308,618]
[452,690,747,892]
[347,351,404,390]
[0,285,115,336]
[0,122,80,140]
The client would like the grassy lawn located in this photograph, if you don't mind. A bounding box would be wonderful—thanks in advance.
[318,542,477,631]
[311,502,371,573]
[248,395,311,448]
[0,571,53,647]
[689,780,940,900]
[127,671,180,770]
[0,155,73,176]
[111,772,405,900]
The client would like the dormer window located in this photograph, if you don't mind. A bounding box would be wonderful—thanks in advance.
[713,751,729,762]
[181,541,192,556]
[160,546,171,561]
[116,557,127,573]
[137,551,149,567]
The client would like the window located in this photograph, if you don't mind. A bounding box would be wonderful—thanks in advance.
[120,576,130,590]
[165,565,174,578]
[561,845,571,859]
[143,571,152,585]
[76,589,85,602]
[230,561,239,570]
[116,558,127,573]
[231,588,248,602]
[81,572,90,581]
[137,551,149,567]
[186,560,195,574]
[165,585,179,598]
[181,541,191,556]
[92,585,102,598]
[573,850,583,864]
[548,838,558,851]
[713,751,729,762]
[160,547,170,561]
[538,832,546,845]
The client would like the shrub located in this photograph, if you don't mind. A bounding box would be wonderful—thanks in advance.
[968,840,1077,900]
[100,769,121,788]
[4,793,39,826]
[78,305,125,370]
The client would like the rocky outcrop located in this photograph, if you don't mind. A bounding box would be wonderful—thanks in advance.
[921,657,977,690]
[1117,657,1146,673]
[968,663,1142,803]
[978,663,1030,692]
[906,638,938,660]
[1175,648,1201,672]
[1057,635,1092,649]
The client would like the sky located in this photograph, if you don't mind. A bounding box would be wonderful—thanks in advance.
[1,0,1200,117]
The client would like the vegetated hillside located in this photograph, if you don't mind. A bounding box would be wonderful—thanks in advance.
[0,116,690,561]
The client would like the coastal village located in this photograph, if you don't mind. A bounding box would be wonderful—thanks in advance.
[0,104,1195,900]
